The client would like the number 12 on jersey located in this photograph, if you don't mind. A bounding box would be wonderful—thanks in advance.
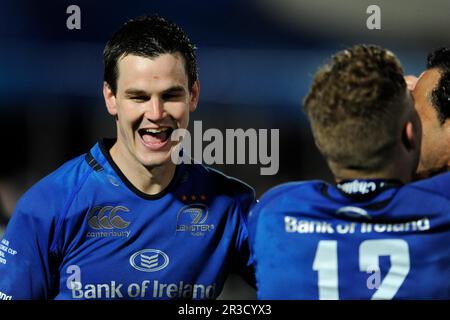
[312,239,410,300]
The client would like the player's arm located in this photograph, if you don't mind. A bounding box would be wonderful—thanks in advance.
[0,195,57,300]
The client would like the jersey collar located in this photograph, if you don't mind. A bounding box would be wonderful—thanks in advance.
[335,179,403,201]
[88,138,183,200]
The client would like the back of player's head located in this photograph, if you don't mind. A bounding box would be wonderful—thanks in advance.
[303,44,408,172]
[426,47,450,124]
[103,14,198,95]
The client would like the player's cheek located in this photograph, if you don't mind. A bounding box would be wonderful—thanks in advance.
[170,104,190,128]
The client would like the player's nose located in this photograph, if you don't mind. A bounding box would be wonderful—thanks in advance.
[144,97,165,121]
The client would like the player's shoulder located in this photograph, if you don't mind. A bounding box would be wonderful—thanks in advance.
[248,180,324,239]
[257,180,325,207]
[186,163,255,198]
[16,153,92,218]
[406,171,450,200]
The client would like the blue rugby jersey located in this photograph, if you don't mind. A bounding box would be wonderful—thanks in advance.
[0,139,255,300]
[249,177,450,299]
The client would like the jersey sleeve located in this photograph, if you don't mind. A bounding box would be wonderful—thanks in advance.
[247,200,259,255]
[0,194,58,300]
[247,184,287,251]
[230,189,257,287]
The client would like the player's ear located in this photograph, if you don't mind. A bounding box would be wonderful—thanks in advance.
[402,92,421,152]
[403,120,417,151]
[313,136,324,154]
[103,81,117,116]
[189,79,200,113]
[404,75,418,91]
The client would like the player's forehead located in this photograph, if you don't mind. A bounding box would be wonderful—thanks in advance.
[116,53,189,92]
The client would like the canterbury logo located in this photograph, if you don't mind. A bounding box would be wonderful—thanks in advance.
[87,205,130,230]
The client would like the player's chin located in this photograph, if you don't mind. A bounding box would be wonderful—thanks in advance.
[138,148,176,168]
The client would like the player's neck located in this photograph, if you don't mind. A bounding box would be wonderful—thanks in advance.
[331,151,417,184]
[109,141,176,196]
[333,165,413,184]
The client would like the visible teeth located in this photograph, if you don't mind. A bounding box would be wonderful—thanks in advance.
[145,128,169,134]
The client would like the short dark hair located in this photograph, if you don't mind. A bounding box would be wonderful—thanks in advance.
[303,44,407,171]
[103,14,198,95]
[427,47,450,124]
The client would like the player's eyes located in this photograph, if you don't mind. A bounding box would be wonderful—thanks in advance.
[162,94,180,101]
[130,96,149,102]
[162,93,184,101]
[128,92,184,102]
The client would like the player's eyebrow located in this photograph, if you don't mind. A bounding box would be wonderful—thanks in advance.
[124,86,186,96]
[124,88,149,96]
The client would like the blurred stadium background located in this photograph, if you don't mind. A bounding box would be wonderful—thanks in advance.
[0,0,448,299]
